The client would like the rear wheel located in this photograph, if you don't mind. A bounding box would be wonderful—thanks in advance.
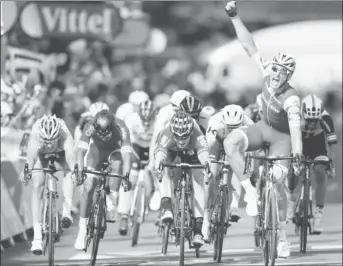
[90,196,104,266]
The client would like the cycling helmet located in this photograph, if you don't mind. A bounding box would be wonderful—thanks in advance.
[170,90,191,108]
[272,52,296,74]
[169,111,194,139]
[139,100,157,124]
[180,96,203,119]
[128,90,149,106]
[221,104,244,129]
[89,101,109,117]
[39,115,61,140]
[302,94,324,119]
[153,93,170,109]
[93,109,114,139]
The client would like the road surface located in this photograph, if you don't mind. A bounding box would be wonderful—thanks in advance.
[2,203,342,266]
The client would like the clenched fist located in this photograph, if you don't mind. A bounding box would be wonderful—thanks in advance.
[225,1,237,18]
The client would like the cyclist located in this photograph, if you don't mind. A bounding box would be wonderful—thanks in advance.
[148,90,191,209]
[74,109,132,250]
[117,100,158,235]
[244,93,263,123]
[74,101,110,147]
[153,111,212,247]
[19,115,76,255]
[115,90,150,121]
[203,104,254,240]
[224,1,303,258]
[287,94,337,233]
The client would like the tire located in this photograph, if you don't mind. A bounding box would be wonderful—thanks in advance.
[48,192,55,266]
[262,189,269,266]
[132,186,145,247]
[268,189,277,266]
[216,188,228,263]
[179,185,186,266]
[300,179,309,253]
[90,196,104,266]
[161,223,170,254]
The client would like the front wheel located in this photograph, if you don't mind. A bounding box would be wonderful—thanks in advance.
[265,189,277,266]
[179,185,186,266]
[90,196,104,266]
[132,186,145,247]
[216,188,228,263]
[300,180,310,253]
[161,223,171,254]
[48,192,55,266]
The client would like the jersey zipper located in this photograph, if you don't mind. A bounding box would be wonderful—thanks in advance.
[266,91,276,127]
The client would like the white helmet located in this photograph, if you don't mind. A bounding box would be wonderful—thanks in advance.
[302,94,324,119]
[39,115,61,140]
[89,101,109,117]
[221,104,244,129]
[128,90,149,106]
[272,52,296,75]
[154,93,170,108]
[170,90,191,108]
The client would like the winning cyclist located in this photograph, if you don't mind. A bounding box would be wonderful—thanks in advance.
[287,94,337,233]
[19,115,76,255]
[203,104,254,240]
[117,100,158,235]
[74,109,132,250]
[153,111,212,246]
[115,90,150,121]
[224,1,303,257]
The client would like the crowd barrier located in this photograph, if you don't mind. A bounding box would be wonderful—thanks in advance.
[1,126,342,247]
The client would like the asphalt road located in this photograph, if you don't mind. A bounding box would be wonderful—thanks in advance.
[2,203,342,266]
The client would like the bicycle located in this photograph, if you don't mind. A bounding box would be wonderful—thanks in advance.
[157,162,210,266]
[209,159,234,263]
[81,162,132,266]
[130,160,149,247]
[24,153,78,266]
[244,148,295,266]
[292,156,332,253]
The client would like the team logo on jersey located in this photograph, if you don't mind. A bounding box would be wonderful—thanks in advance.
[197,135,208,148]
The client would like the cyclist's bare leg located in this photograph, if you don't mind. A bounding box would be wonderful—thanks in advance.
[192,169,205,245]
[313,163,327,209]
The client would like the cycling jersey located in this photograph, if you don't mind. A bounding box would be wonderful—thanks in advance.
[252,54,301,134]
[78,118,131,153]
[206,112,254,148]
[154,122,209,163]
[115,102,135,121]
[244,103,261,123]
[124,112,154,148]
[302,110,337,159]
[30,117,72,154]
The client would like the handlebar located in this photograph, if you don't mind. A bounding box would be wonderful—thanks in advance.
[243,154,295,175]
[24,163,75,181]
[301,157,332,165]
[81,167,132,191]
[157,161,211,184]
[211,160,230,167]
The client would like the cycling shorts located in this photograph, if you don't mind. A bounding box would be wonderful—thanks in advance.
[303,132,328,159]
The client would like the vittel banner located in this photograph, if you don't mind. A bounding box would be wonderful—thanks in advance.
[20,1,123,40]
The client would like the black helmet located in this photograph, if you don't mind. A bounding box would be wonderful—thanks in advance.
[180,96,203,120]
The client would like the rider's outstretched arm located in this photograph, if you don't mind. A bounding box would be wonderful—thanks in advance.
[26,135,39,168]
[285,97,303,156]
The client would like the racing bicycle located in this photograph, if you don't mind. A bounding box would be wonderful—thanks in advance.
[209,159,234,263]
[81,162,132,266]
[130,160,149,247]
[24,153,78,266]
[244,145,295,266]
[293,156,332,253]
[157,162,211,266]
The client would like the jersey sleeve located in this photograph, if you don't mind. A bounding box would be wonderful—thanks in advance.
[78,121,94,150]
[116,119,132,153]
[251,52,271,77]
[154,126,173,156]
[283,92,301,112]
[193,123,209,156]
[205,116,218,148]
[320,111,337,144]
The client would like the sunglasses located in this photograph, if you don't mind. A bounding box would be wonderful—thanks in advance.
[271,65,288,75]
